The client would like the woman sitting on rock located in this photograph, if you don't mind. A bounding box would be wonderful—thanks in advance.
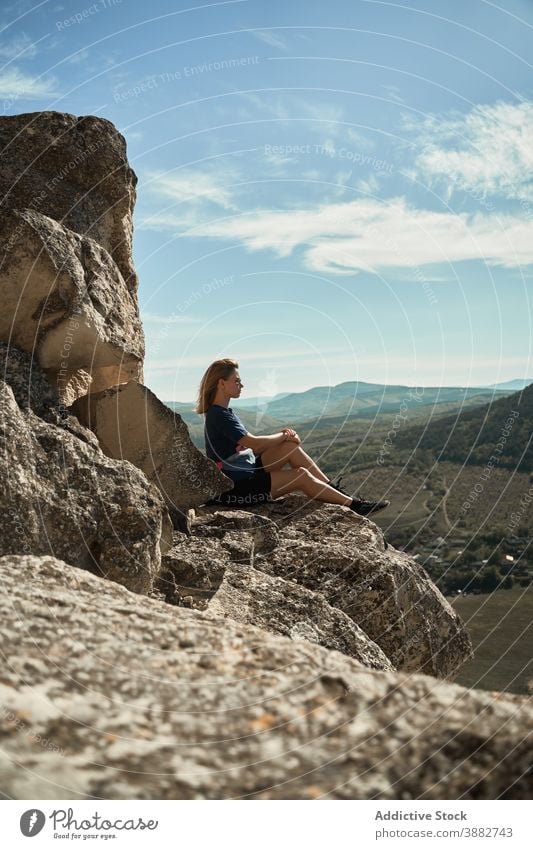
[196,358,389,515]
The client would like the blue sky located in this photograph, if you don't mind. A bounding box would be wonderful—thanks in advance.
[2,0,533,401]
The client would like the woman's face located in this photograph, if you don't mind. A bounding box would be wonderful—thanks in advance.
[223,370,244,398]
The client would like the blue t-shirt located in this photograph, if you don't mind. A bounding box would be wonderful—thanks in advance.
[204,404,255,480]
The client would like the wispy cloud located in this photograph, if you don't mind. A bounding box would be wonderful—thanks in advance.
[233,91,352,140]
[0,67,57,98]
[357,174,380,195]
[381,83,406,105]
[0,32,38,60]
[162,196,533,274]
[345,127,376,152]
[408,100,533,202]
[146,168,238,210]
[252,29,289,50]
[64,47,90,65]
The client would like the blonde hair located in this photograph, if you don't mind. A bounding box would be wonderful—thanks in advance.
[195,358,239,414]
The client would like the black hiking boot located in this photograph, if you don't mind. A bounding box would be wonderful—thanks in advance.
[349,497,390,516]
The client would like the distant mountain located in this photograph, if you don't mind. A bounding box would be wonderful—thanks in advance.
[166,380,516,426]
[394,384,533,471]
[481,379,533,391]
[232,393,291,408]
[229,380,514,423]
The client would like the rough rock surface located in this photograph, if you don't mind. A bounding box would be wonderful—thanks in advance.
[0,345,169,593]
[72,380,234,521]
[0,343,98,447]
[0,208,143,405]
[0,111,138,293]
[156,536,228,607]
[208,563,393,670]
[157,525,391,670]
[0,110,144,404]
[0,555,530,801]
[197,498,472,677]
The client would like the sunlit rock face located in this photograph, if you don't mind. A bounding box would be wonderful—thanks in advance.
[0,111,143,404]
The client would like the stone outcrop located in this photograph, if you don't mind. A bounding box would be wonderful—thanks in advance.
[0,111,138,293]
[0,554,530,800]
[156,536,227,607]
[155,505,471,677]
[0,109,226,513]
[72,380,234,523]
[157,525,392,669]
[197,498,472,678]
[0,112,143,404]
[0,209,144,405]
[208,563,394,669]
[0,344,170,594]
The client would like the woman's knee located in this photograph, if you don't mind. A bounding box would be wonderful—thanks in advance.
[271,466,309,496]
[293,467,313,487]
[276,466,309,485]
[288,444,305,462]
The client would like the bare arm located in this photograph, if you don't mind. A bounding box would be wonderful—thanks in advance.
[237,432,288,453]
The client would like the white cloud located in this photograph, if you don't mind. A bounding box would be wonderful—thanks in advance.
[356,174,380,195]
[252,30,289,50]
[381,83,406,105]
[146,168,237,210]
[0,32,38,59]
[64,47,90,65]
[409,100,533,201]
[234,91,352,140]
[302,169,321,180]
[167,196,533,274]
[0,67,57,98]
[345,128,376,151]
[262,149,296,172]
[331,168,353,198]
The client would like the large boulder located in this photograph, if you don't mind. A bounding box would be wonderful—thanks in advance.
[0,345,169,594]
[0,208,143,405]
[208,562,394,669]
[0,111,138,294]
[0,110,143,404]
[157,524,392,669]
[0,554,530,800]
[72,380,234,521]
[200,497,473,677]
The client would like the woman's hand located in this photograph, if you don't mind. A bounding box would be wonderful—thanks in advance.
[282,427,301,444]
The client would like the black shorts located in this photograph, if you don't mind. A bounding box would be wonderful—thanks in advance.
[208,455,273,507]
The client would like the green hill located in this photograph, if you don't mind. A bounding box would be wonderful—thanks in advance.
[394,384,533,471]
[243,380,513,422]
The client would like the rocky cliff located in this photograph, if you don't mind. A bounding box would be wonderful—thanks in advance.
[0,111,530,801]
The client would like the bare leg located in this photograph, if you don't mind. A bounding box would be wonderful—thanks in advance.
[270,466,351,505]
[260,442,329,483]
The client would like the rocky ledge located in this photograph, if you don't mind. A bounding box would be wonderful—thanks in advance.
[0,555,530,800]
